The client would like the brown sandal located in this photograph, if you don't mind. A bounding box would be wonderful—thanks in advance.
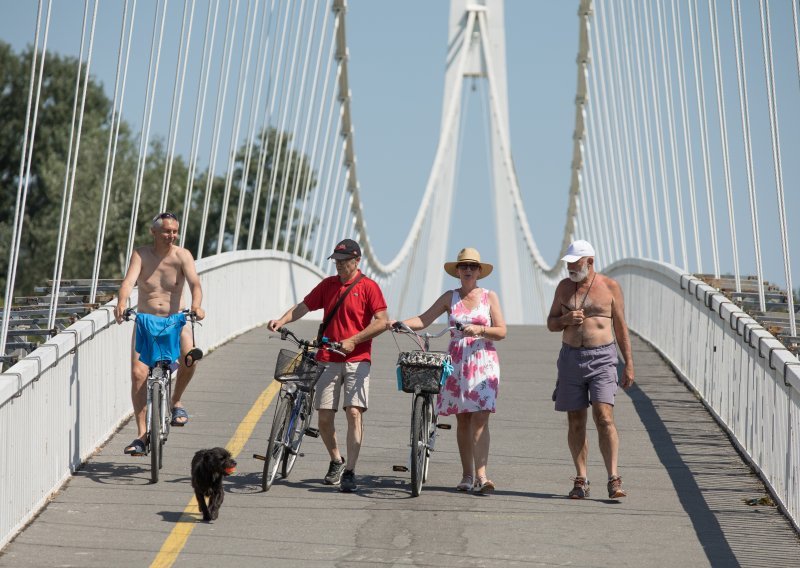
[474,477,495,494]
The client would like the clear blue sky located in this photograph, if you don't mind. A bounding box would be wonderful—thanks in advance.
[1,1,796,292]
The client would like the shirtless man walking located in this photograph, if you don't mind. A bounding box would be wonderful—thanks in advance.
[546,240,634,499]
[115,212,206,456]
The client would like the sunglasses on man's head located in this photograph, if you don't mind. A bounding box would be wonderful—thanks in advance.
[457,263,481,270]
[152,212,178,223]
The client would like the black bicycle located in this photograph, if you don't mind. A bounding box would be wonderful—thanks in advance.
[123,308,202,483]
[254,327,342,491]
[391,321,460,496]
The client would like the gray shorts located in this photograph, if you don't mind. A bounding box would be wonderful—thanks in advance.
[314,361,370,411]
[553,343,619,412]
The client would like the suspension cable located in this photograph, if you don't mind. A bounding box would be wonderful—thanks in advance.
[262,0,307,249]
[1,0,52,367]
[180,0,220,248]
[274,0,321,249]
[758,0,796,336]
[612,0,647,258]
[643,0,675,265]
[688,0,720,277]
[197,0,240,258]
[160,0,195,212]
[731,0,766,311]
[217,0,260,254]
[671,0,703,273]
[249,0,291,250]
[294,12,339,257]
[657,0,688,270]
[49,0,99,330]
[630,0,662,261]
[90,0,136,304]
[300,58,342,259]
[124,0,169,269]
[708,0,740,292]
[233,0,275,250]
[284,2,331,253]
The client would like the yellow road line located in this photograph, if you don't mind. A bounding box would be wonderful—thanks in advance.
[150,380,282,568]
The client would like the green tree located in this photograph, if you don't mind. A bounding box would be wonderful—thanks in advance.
[0,41,318,300]
[0,42,142,296]
[181,128,318,259]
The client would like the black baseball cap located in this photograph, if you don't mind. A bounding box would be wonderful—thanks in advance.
[328,238,362,260]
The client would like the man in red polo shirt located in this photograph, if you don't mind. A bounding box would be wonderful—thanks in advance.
[267,239,388,492]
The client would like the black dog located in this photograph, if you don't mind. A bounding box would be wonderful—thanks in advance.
[191,447,237,521]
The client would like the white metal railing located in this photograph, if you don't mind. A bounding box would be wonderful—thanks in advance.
[0,251,324,549]
[606,258,800,531]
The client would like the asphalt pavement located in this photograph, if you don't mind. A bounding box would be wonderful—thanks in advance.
[1,319,798,567]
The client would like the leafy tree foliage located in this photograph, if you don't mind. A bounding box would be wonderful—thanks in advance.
[0,41,317,300]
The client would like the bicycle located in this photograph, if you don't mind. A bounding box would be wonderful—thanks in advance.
[391,321,460,497]
[253,327,343,491]
[123,308,202,483]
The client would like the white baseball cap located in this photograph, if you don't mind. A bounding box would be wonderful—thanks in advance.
[561,240,596,263]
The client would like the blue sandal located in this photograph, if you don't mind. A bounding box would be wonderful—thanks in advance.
[171,407,189,426]
[124,438,146,456]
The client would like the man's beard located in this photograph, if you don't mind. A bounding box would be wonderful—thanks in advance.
[568,264,589,283]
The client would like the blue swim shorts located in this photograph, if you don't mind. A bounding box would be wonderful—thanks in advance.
[135,313,186,367]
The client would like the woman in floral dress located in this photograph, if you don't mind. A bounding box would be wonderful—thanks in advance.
[395,247,506,493]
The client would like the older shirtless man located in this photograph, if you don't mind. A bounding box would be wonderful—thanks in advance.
[546,240,634,499]
[115,212,206,456]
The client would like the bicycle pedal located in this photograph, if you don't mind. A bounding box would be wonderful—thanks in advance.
[436,423,452,430]
[304,427,320,438]
[252,453,266,461]
[393,465,409,472]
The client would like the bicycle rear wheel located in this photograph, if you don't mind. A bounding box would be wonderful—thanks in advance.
[281,391,312,479]
[410,395,428,497]
[150,385,162,483]
[262,395,290,491]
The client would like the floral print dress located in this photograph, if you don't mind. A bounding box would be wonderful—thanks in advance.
[437,289,500,416]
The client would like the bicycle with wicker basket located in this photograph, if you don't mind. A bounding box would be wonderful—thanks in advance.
[391,321,460,496]
[253,327,343,491]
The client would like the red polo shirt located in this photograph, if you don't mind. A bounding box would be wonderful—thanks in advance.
[303,271,387,363]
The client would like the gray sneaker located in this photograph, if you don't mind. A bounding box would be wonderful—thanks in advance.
[324,458,345,485]
[340,469,357,493]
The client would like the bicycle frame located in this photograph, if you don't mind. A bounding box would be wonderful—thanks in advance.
[256,328,341,491]
[391,322,459,496]
[123,308,200,483]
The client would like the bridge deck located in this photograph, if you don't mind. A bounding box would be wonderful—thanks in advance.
[1,321,798,567]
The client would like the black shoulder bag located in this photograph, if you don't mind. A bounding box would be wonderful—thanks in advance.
[317,274,365,343]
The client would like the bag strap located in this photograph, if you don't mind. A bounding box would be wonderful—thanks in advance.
[317,274,365,343]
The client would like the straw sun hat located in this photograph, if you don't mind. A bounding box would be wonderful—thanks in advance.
[443,247,494,279]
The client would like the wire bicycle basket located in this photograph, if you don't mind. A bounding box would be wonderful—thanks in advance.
[274,349,321,386]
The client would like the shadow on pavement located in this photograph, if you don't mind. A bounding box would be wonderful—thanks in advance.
[625,381,739,566]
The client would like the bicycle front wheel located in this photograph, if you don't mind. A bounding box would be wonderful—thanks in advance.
[282,391,312,479]
[263,395,290,491]
[150,385,162,483]
[410,394,429,497]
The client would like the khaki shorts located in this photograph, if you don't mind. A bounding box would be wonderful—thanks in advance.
[314,361,370,411]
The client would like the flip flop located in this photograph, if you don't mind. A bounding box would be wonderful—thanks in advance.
[124,438,146,456]
[474,478,495,494]
[171,407,189,426]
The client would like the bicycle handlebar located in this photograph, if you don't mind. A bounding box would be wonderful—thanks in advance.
[277,327,345,356]
[122,307,198,322]
[391,321,463,339]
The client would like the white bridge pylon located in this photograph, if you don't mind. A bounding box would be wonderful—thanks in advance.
[419,0,567,324]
